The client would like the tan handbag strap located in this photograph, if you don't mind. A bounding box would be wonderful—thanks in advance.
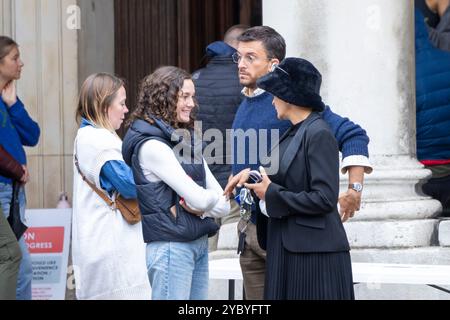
[74,153,115,208]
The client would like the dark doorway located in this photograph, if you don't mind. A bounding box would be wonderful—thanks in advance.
[114,0,262,135]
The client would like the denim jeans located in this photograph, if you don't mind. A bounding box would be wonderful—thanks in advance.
[0,183,32,300]
[146,235,209,300]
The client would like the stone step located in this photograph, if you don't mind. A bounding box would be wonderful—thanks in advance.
[345,220,438,248]
[349,200,441,221]
[217,219,440,250]
[210,248,450,268]
[217,222,239,251]
[350,247,450,264]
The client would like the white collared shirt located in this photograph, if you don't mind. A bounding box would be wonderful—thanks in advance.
[242,87,266,98]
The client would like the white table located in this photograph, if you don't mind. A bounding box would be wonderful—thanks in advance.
[209,258,450,300]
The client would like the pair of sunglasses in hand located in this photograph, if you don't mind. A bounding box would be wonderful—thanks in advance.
[247,170,263,184]
[234,170,263,205]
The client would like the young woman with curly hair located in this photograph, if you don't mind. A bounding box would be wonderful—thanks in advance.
[122,66,230,300]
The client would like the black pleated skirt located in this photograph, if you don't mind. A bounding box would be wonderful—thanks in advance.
[264,228,355,300]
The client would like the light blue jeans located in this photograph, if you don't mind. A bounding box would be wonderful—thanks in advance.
[146,235,209,300]
[0,183,32,300]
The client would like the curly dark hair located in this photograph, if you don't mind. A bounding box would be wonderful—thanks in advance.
[129,66,197,130]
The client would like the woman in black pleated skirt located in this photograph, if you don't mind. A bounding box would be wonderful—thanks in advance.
[242,58,355,300]
[264,218,354,300]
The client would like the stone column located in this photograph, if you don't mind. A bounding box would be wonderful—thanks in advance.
[263,0,442,249]
[0,0,15,36]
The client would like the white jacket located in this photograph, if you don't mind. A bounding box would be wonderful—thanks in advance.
[72,125,151,300]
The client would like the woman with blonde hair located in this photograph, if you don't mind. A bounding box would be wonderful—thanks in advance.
[72,73,151,300]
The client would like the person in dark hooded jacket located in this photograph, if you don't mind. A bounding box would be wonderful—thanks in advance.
[416,9,450,215]
[193,25,248,189]
[192,25,249,227]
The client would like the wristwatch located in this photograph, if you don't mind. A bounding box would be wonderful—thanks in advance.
[349,182,364,193]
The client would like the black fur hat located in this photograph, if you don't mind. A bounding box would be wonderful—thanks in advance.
[257,57,325,112]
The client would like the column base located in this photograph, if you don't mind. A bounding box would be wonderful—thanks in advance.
[345,220,438,248]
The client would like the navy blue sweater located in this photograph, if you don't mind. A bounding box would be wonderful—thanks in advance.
[0,96,40,184]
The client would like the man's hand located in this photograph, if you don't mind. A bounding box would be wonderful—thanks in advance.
[339,189,361,222]
[20,165,30,185]
[223,168,251,199]
[340,166,365,222]
[244,167,272,201]
[2,81,18,107]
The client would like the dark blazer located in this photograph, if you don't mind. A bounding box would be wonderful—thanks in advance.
[260,113,350,253]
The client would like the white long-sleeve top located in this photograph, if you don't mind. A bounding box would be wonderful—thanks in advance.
[138,140,230,219]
